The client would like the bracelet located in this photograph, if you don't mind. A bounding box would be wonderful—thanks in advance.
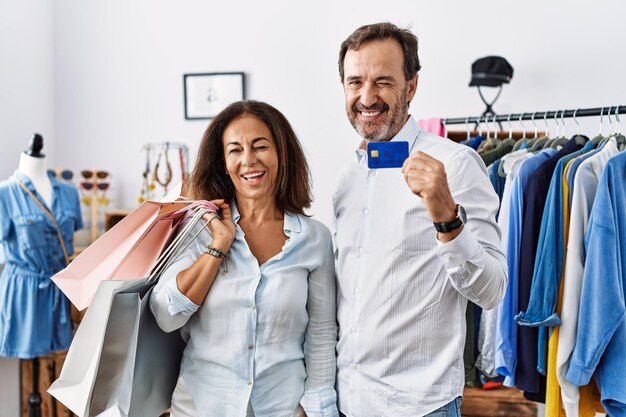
[205,245,228,274]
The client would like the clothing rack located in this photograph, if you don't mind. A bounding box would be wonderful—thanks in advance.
[442,105,626,125]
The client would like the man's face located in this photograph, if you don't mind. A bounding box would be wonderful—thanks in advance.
[342,38,417,142]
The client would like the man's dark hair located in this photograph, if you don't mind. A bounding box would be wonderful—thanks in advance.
[338,22,421,82]
[185,100,312,215]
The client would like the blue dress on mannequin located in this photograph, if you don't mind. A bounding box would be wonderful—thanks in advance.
[0,170,82,358]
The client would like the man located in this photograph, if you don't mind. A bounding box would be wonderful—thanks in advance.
[333,22,507,417]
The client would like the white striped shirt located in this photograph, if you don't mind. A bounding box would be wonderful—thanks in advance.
[332,116,507,417]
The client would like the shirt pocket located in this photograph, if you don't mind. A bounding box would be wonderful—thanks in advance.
[57,210,78,240]
[14,214,48,250]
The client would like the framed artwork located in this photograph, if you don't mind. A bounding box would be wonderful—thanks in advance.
[183,72,245,120]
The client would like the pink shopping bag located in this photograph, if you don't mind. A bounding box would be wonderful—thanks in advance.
[52,183,215,310]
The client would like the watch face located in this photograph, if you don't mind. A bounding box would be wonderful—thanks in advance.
[458,205,467,223]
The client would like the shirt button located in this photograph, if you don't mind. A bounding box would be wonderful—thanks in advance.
[359,247,365,255]
[53,251,58,256]
[444,254,451,263]
[351,364,358,371]
[350,327,357,333]
[250,305,256,310]
[369,171,376,177]
[354,287,360,294]
[248,344,254,350]
[247,380,253,386]
[363,209,369,215]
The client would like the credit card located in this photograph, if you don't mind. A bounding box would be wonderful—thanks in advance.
[367,141,409,169]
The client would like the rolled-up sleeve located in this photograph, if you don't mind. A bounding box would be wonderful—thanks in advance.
[437,148,508,310]
[301,228,339,417]
[150,247,201,333]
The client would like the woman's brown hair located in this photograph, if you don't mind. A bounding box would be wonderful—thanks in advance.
[185,100,312,215]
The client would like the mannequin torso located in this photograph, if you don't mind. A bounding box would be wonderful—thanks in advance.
[17,152,53,208]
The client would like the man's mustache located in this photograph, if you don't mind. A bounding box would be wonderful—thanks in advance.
[353,103,389,113]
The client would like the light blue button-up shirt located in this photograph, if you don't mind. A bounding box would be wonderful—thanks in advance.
[567,151,626,417]
[150,202,338,417]
[495,149,555,386]
[515,143,590,375]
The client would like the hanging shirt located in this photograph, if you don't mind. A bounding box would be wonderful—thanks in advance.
[0,170,82,358]
[333,116,507,417]
[477,151,530,380]
[557,139,618,417]
[565,145,602,208]
[495,149,555,387]
[565,146,626,417]
[516,137,583,398]
[150,202,338,417]
[515,139,590,375]
[544,158,580,417]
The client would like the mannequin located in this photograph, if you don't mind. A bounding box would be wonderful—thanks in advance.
[0,134,83,417]
[17,134,52,208]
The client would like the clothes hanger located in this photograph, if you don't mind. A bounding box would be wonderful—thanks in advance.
[500,113,515,148]
[590,107,606,147]
[492,114,502,143]
[528,112,550,152]
[550,110,570,149]
[569,109,589,146]
[511,113,530,151]
[478,114,499,153]
[598,106,620,147]
[613,107,626,151]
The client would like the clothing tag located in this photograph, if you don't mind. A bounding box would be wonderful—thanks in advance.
[367,141,409,169]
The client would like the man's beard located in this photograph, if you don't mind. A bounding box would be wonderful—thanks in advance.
[347,88,409,142]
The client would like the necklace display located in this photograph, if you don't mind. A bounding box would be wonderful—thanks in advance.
[138,146,156,203]
[139,142,189,202]
[153,144,173,192]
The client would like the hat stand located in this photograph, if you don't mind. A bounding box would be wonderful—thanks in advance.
[475,86,504,131]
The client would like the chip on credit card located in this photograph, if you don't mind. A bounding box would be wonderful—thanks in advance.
[367,141,409,169]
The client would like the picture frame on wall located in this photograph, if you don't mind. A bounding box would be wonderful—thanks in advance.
[183,72,246,120]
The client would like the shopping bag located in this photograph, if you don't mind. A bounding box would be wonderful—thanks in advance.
[52,186,210,310]
[49,207,215,417]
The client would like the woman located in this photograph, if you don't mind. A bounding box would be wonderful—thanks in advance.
[150,100,338,417]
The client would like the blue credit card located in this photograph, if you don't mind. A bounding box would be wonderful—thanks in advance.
[367,141,409,169]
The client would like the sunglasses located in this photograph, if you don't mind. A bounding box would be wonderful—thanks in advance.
[80,182,110,191]
[47,169,74,181]
[81,170,109,180]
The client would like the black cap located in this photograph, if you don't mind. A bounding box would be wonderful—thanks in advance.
[469,56,513,87]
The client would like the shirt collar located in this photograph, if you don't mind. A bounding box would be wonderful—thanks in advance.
[354,115,421,163]
[230,199,301,234]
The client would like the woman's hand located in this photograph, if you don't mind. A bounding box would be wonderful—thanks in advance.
[204,199,236,253]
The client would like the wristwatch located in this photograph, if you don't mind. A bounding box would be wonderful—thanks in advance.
[433,204,466,233]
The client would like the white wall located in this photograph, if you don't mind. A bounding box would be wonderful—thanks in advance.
[0,0,56,179]
[50,0,626,226]
[0,1,55,413]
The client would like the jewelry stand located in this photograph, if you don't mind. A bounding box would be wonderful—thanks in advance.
[140,142,189,202]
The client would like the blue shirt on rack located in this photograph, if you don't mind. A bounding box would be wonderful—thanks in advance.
[566,151,626,417]
[516,137,584,398]
[0,171,82,358]
[515,139,591,375]
[495,148,556,387]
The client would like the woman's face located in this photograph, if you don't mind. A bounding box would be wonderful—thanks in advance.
[223,115,280,203]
